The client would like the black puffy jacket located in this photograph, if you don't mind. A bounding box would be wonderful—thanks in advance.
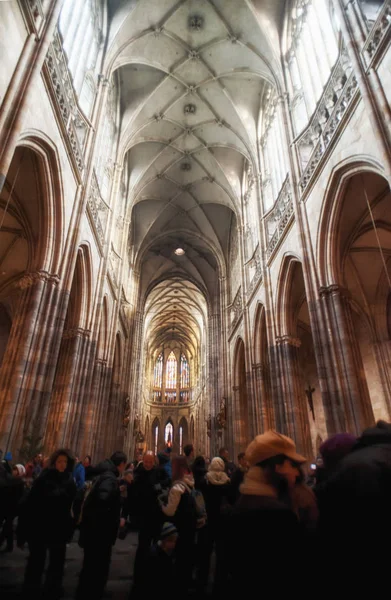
[79,459,121,546]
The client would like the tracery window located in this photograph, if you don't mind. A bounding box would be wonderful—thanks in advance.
[166,351,177,389]
[180,354,189,388]
[179,426,183,455]
[59,0,103,99]
[154,353,163,388]
[285,0,339,135]
[151,349,191,404]
[153,423,159,455]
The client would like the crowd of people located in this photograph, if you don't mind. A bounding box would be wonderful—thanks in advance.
[1,419,390,598]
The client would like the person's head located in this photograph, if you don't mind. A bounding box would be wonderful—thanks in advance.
[123,469,133,484]
[4,451,12,462]
[219,447,229,461]
[172,456,191,481]
[319,433,357,472]
[83,455,92,467]
[49,449,75,473]
[245,431,306,489]
[143,451,155,471]
[34,453,42,464]
[110,451,127,474]
[183,444,194,459]
[209,457,225,472]
[192,455,206,471]
[12,464,26,478]
[159,522,178,555]
[237,452,247,469]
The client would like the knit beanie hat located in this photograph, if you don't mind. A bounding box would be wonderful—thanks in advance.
[14,464,26,477]
[319,433,357,469]
[160,522,178,540]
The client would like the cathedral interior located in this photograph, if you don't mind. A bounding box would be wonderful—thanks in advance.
[0,0,391,463]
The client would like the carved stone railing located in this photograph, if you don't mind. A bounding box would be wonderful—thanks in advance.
[362,2,391,68]
[108,245,122,289]
[264,177,294,258]
[44,29,88,175]
[20,0,45,36]
[247,246,262,298]
[298,70,359,192]
[230,287,243,335]
[87,172,109,250]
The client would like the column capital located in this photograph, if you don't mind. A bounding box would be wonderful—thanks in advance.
[276,335,301,348]
[17,270,60,289]
[62,327,91,340]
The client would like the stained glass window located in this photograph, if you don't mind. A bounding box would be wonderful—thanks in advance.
[180,354,189,388]
[154,424,159,455]
[166,351,177,389]
[165,422,173,446]
[179,426,183,455]
[154,353,163,388]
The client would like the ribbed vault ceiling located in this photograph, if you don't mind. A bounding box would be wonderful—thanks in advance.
[106,0,285,356]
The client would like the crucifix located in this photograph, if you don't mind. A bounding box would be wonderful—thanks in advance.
[305,384,315,421]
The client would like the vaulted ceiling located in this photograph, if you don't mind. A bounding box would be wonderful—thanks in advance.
[105,0,286,358]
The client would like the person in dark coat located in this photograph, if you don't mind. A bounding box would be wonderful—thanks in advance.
[75,450,127,600]
[218,447,235,478]
[161,456,199,593]
[17,448,76,599]
[229,451,248,503]
[131,452,169,590]
[83,454,94,481]
[0,464,24,552]
[132,522,178,599]
[230,431,307,597]
[197,457,231,595]
[317,421,391,594]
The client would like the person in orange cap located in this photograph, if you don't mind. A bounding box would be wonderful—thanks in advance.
[229,431,310,596]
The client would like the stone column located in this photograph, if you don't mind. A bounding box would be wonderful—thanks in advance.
[252,362,271,432]
[320,284,375,433]
[0,1,65,194]
[0,270,63,453]
[275,335,313,458]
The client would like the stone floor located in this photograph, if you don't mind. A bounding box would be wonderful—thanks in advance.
[0,531,138,599]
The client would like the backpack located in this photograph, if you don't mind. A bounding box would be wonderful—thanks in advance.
[191,488,206,519]
[71,477,99,526]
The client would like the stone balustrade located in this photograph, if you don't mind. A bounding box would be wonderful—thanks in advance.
[295,43,361,192]
[362,2,391,68]
[44,29,87,175]
[265,176,294,258]
[87,172,109,250]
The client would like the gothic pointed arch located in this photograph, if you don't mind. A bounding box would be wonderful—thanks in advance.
[252,303,274,431]
[233,337,249,452]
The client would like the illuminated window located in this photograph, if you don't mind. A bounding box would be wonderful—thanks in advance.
[154,424,159,455]
[180,354,190,388]
[166,351,177,389]
[179,426,183,455]
[154,353,163,388]
[165,422,173,447]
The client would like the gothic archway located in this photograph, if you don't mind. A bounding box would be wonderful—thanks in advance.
[319,166,391,426]
[253,303,274,432]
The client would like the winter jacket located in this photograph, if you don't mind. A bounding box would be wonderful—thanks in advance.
[73,461,85,490]
[0,465,24,519]
[230,466,302,595]
[132,464,168,528]
[204,460,231,535]
[78,458,121,546]
[17,456,76,545]
[317,421,391,592]
[162,474,198,538]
